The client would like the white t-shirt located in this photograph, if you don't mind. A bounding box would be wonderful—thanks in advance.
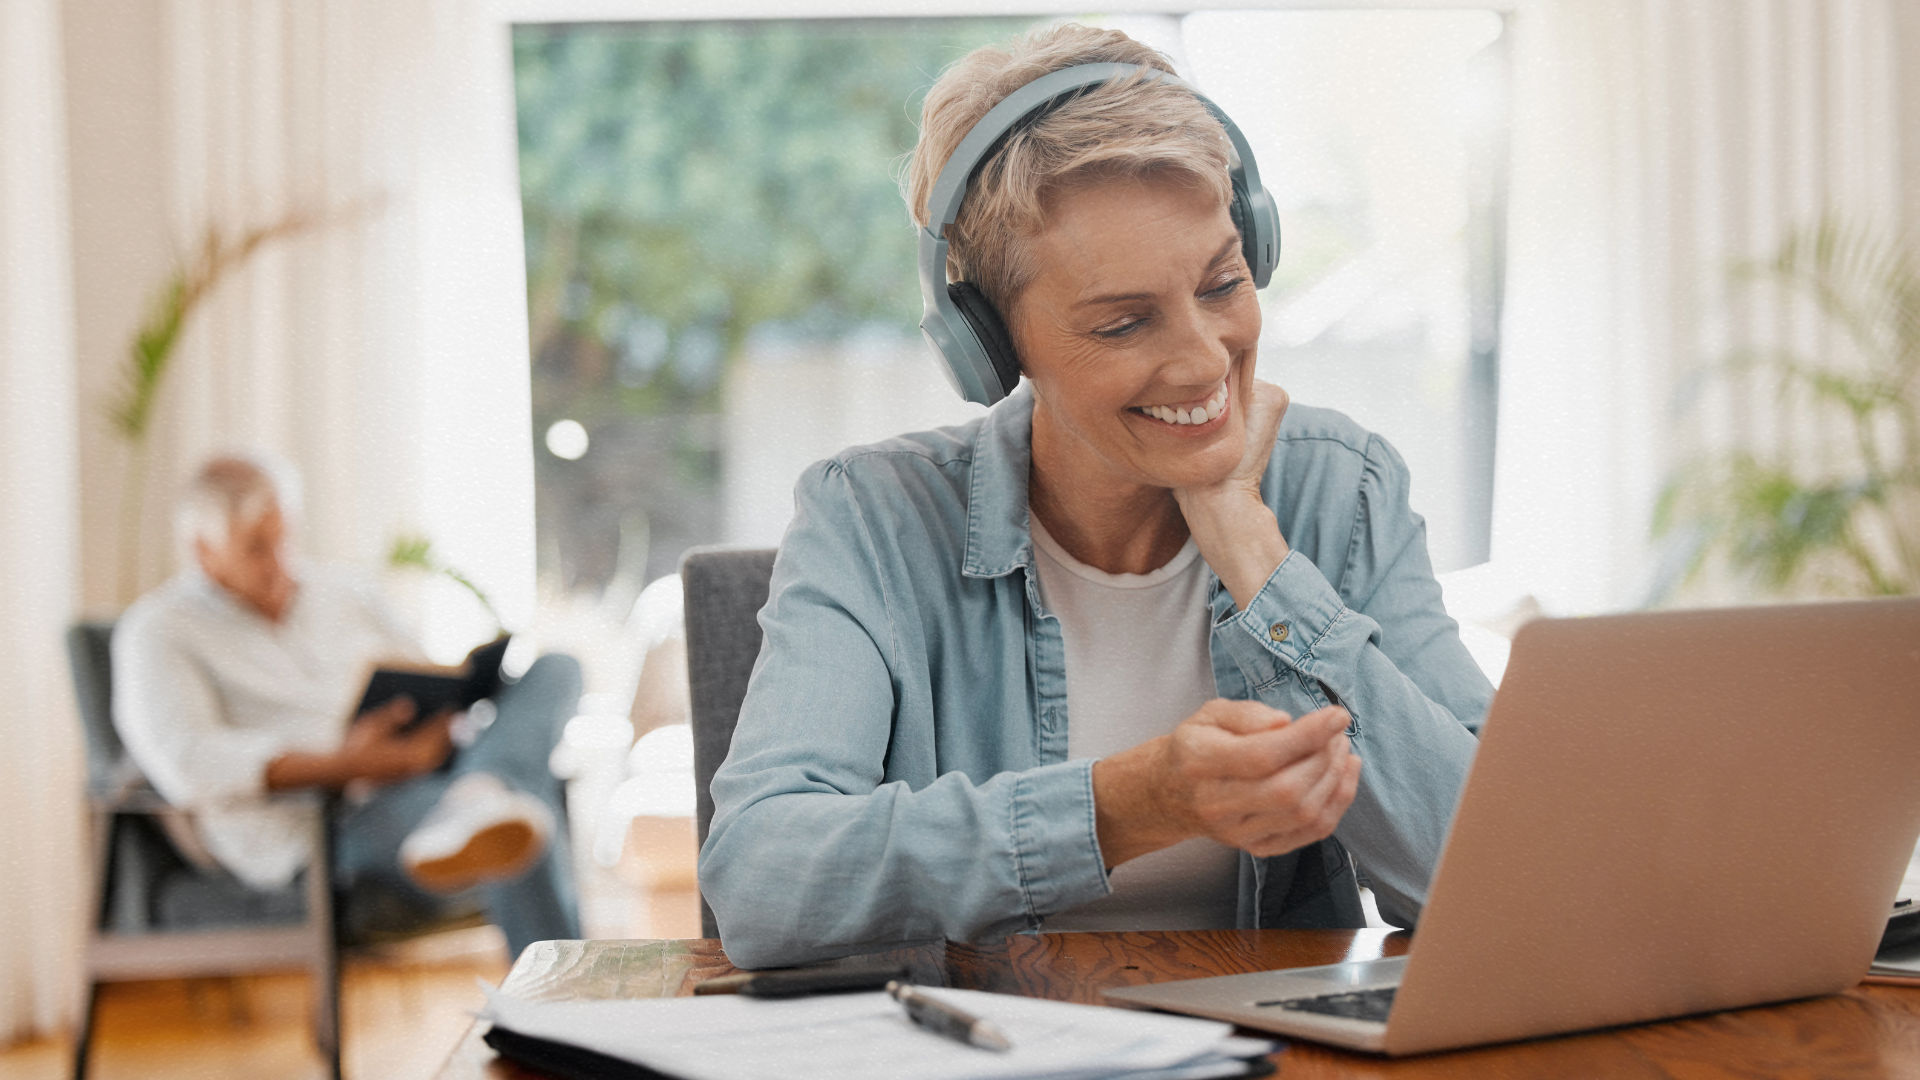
[1030,517,1241,931]
[112,566,422,888]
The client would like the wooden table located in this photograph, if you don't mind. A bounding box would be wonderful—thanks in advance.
[437,931,1920,1079]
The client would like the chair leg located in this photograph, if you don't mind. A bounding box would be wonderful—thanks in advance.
[78,811,113,1080]
[71,981,102,1080]
[315,946,341,1080]
[313,801,343,1080]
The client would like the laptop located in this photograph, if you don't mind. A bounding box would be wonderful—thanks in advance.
[1104,597,1920,1056]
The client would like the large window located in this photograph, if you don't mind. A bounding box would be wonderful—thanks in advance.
[514,11,1509,623]
[514,19,1025,609]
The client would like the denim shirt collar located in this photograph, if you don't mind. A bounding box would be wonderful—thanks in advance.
[962,383,1038,580]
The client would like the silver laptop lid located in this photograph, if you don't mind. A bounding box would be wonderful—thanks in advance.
[1387,597,1920,1054]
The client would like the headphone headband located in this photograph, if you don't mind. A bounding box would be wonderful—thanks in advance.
[918,61,1280,405]
[927,63,1160,234]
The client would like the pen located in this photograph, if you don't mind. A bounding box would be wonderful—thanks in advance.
[693,963,907,997]
[886,980,1012,1052]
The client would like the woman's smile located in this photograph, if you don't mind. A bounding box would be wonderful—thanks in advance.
[1129,378,1231,435]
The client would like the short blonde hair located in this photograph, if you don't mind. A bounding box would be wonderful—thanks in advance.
[905,24,1234,320]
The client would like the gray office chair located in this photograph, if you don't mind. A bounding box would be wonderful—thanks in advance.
[679,547,779,939]
[67,622,340,1080]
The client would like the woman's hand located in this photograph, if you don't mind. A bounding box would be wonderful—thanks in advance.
[1090,700,1362,867]
[1174,379,1292,610]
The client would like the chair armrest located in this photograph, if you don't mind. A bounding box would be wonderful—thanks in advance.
[94,790,177,815]
[96,785,329,815]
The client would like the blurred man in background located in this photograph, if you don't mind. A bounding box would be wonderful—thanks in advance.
[113,452,581,957]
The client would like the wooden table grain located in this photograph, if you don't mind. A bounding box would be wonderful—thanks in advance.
[436,931,1920,1079]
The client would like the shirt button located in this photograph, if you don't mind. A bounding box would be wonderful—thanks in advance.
[1269,622,1290,642]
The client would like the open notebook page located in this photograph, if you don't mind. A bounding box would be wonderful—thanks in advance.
[481,985,1273,1080]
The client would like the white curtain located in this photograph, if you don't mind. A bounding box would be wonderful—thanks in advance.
[0,0,86,1045]
[0,0,536,1044]
[68,0,536,660]
[1496,0,1918,614]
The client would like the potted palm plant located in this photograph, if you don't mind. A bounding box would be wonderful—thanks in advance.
[1655,216,1919,600]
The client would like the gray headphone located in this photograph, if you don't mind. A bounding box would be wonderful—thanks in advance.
[918,62,1281,406]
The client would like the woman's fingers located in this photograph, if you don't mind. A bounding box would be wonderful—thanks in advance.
[1180,704,1349,781]
[1284,737,1355,820]
[1245,379,1290,448]
[1218,379,1289,488]
[1180,705,1359,853]
[1258,752,1362,856]
[1231,755,1360,857]
[1197,698,1293,735]
[1098,699,1359,866]
[1251,728,1346,815]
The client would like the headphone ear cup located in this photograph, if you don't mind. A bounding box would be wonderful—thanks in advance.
[1229,180,1256,274]
[947,281,1022,397]
[1229,172,1281,287]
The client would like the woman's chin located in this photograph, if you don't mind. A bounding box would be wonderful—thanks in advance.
[1135,447,1240,492]
[1122,414,1240,488]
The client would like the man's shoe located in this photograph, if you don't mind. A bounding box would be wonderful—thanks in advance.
[400,773,555,895]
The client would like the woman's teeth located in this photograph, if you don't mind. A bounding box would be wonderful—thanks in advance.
[1139,384,1228,426]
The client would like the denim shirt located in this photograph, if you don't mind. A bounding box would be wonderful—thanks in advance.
[701,385,1488,969]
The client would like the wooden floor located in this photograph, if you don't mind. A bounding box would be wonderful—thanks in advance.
[0,928,510,1080]
[0,813,703,1080]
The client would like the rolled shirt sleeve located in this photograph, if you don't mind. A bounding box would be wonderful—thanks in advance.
[113,612,289,810]
[1217,432,1488,929]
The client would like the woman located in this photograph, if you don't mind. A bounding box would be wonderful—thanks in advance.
[699,24,1488,969]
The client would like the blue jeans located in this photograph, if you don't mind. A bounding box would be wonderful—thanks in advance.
[333,653,583,958]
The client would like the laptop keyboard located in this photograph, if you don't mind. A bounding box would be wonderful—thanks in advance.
[1259,986,1397,1023]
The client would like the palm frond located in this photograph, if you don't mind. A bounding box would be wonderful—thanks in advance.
[1739,214,1920,374]
[387,534,505,635]
[109,206,339,441]
[1662,214,1920,600]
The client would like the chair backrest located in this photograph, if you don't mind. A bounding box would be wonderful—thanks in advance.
[679,546,777,939]
[67,622,129,801]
